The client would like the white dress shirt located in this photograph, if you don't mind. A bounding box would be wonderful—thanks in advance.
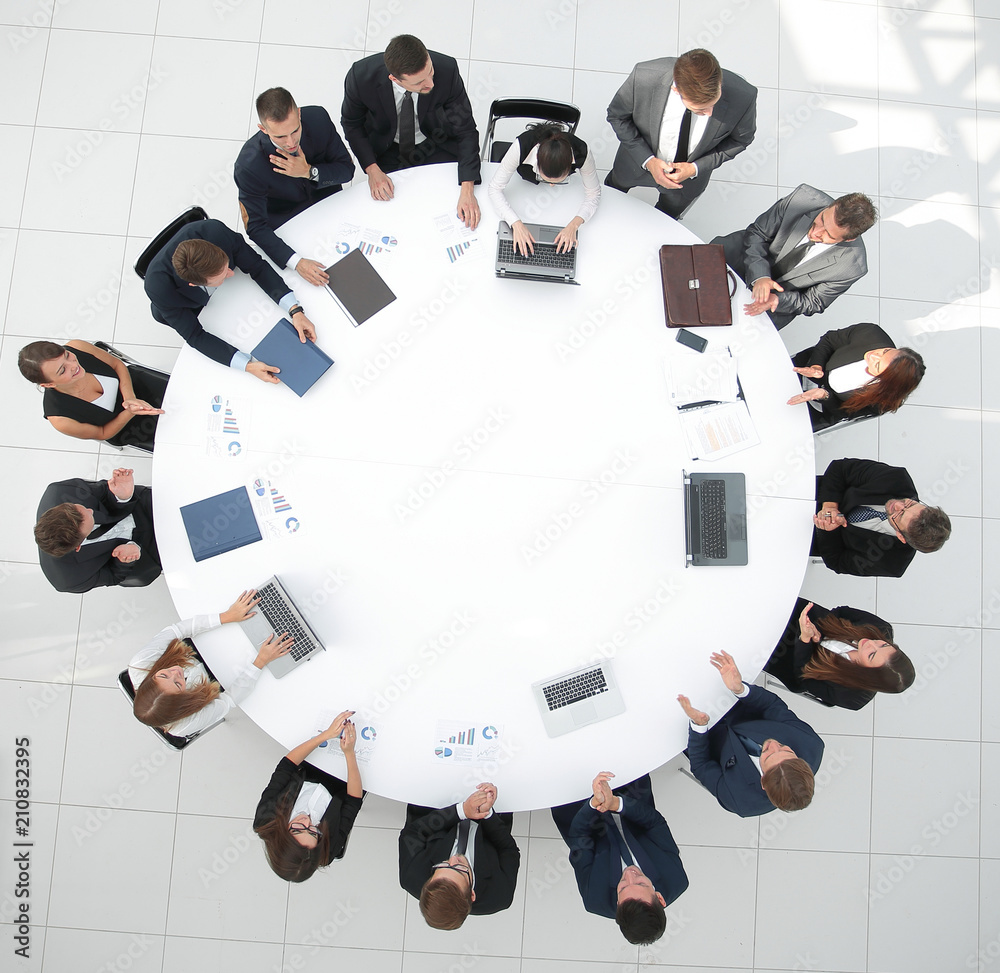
[650,85,710,172]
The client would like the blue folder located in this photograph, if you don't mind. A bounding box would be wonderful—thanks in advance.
[252,317,334,397]
[180,486,262,562]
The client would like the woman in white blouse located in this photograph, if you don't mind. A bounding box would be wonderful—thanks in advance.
[129,590,292,735]
[487,122,601,257]
[786,323,925,430]
[254,711,364,882]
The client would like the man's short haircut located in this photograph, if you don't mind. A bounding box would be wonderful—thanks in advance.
[384,34,429,79]
[172,240,228,285]
[616,897,667,945]
[672,48,722,105]
[761,757,815,811]
[832,193,878,238]
[256,87,297,125]
[418,876,471,929]
[904,505,951,553]
[35,503,85,556]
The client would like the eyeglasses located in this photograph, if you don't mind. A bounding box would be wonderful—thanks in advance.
[288,823,322,840]
[888,498,918,529]
[432,861,472,882]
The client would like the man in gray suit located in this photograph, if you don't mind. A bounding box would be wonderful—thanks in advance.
[712,184,877,330]
[606,48,757,220]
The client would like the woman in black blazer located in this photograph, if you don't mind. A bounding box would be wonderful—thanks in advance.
[786,323,925,430]
[764,598,915,710]
[254,711,364,882]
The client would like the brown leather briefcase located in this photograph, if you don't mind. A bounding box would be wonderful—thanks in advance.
[659,244,737,328]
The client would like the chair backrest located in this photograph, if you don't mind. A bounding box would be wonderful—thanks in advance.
[93,341,170,454]
[133,206,209,280]
[481,98,581,162]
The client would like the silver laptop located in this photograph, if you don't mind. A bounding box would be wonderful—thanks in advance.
[682,470,748,566]
[496,221,580,284]
[240,575,325,678]
[531,661,625,737]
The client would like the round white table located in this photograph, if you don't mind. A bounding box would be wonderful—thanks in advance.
[153,163,815,811]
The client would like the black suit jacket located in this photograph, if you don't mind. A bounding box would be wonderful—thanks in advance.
[687,684,824,817]
[714,184,868,329]
[253,757,364,863]
[815,458,918,578]
[552,777,688,919]
[793,323,896,427]
[341,51,481,184]
[36,479,159,593]
[144,219,291,367]
[607,57,757,214]
[398,804,520,915]
[234,106,355,268]
[765,598,895,710]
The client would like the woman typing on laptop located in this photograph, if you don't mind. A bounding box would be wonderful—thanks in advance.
[488,122,601,256]
[253,711,364,882]
[129,590,293,735]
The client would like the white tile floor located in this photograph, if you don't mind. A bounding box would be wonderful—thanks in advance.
[0,2,995,971]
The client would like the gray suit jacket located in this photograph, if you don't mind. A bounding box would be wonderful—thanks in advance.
[715,184,868,328]
[607,57,757,214]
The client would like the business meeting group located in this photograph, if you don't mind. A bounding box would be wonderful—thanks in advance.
[21,35,955,945]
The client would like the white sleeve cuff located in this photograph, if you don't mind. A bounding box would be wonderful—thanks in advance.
[277,291,297,314]
[230,350,252,372]
[287,252,303,270]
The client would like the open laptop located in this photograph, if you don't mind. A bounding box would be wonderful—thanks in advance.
[531,661,625,737]
[682,470,748,566]
[496,221,579,284]
[240,575,325,678]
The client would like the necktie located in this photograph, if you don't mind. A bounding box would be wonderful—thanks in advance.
[606,814,634,868]
[847,505,888,525]
[772,240,816,279]
[455,818,471,856]
[736,731,762,756]
[398,91,416,165]
[673,109,692,164]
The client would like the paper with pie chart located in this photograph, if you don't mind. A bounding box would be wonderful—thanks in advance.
[205,394,251,458]
[246,476,301,538]
[431,720,504,765]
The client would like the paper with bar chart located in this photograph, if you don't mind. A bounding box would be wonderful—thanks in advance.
[205,394,251,458]
[246,476,302,539]
[431,720,504,764]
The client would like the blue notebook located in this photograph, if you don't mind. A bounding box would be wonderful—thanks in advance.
[252,317,334,397]
[180,486,262,562]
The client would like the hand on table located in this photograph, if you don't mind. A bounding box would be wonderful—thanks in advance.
[324,710,356,741]
[456,184,480,229]
[787,387,829,406]
[339,721,357,753]
[743,293,780,317]
[121,398,164,415]
[295,258,330,286]
[366,165,394,201]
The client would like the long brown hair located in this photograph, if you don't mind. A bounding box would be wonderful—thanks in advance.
[254,789,331,882]
[132,638,220,728]
[801,615,914,693]
[842,346,924,415]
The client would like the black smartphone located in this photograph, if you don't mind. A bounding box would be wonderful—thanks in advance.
[675,328,708,353]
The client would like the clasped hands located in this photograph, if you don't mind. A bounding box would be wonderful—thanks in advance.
[814,502,847,532]
[676,650,745,726]
[462,782,497,820]
[589,771,621,813]
[648,158,696,191]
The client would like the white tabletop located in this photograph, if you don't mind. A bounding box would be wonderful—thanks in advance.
[153,163,815,811]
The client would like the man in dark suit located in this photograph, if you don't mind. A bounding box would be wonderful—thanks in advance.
[677,651,824,817]
[34,469,160,594]
[712,184,877,329]
[605,48,757,220]
[144,218,318,384]
[813,457,952,577]
[341,34,481,227]
[398,782,520,929]
[234,87,355,286]
[551,771,688,945]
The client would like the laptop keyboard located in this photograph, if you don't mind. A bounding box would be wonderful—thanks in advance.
[698,479,728,559]
[542,668,609,710]
[255,581,317,661]
[498,238,575,270]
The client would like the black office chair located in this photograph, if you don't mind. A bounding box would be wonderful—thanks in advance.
[117,639,225,751]
[481,98,581,163]
[133,205,209,280]
[93,340,170,453]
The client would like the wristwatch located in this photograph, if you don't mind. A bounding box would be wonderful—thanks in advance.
[290,305,304,316]
[310,166,319,182]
